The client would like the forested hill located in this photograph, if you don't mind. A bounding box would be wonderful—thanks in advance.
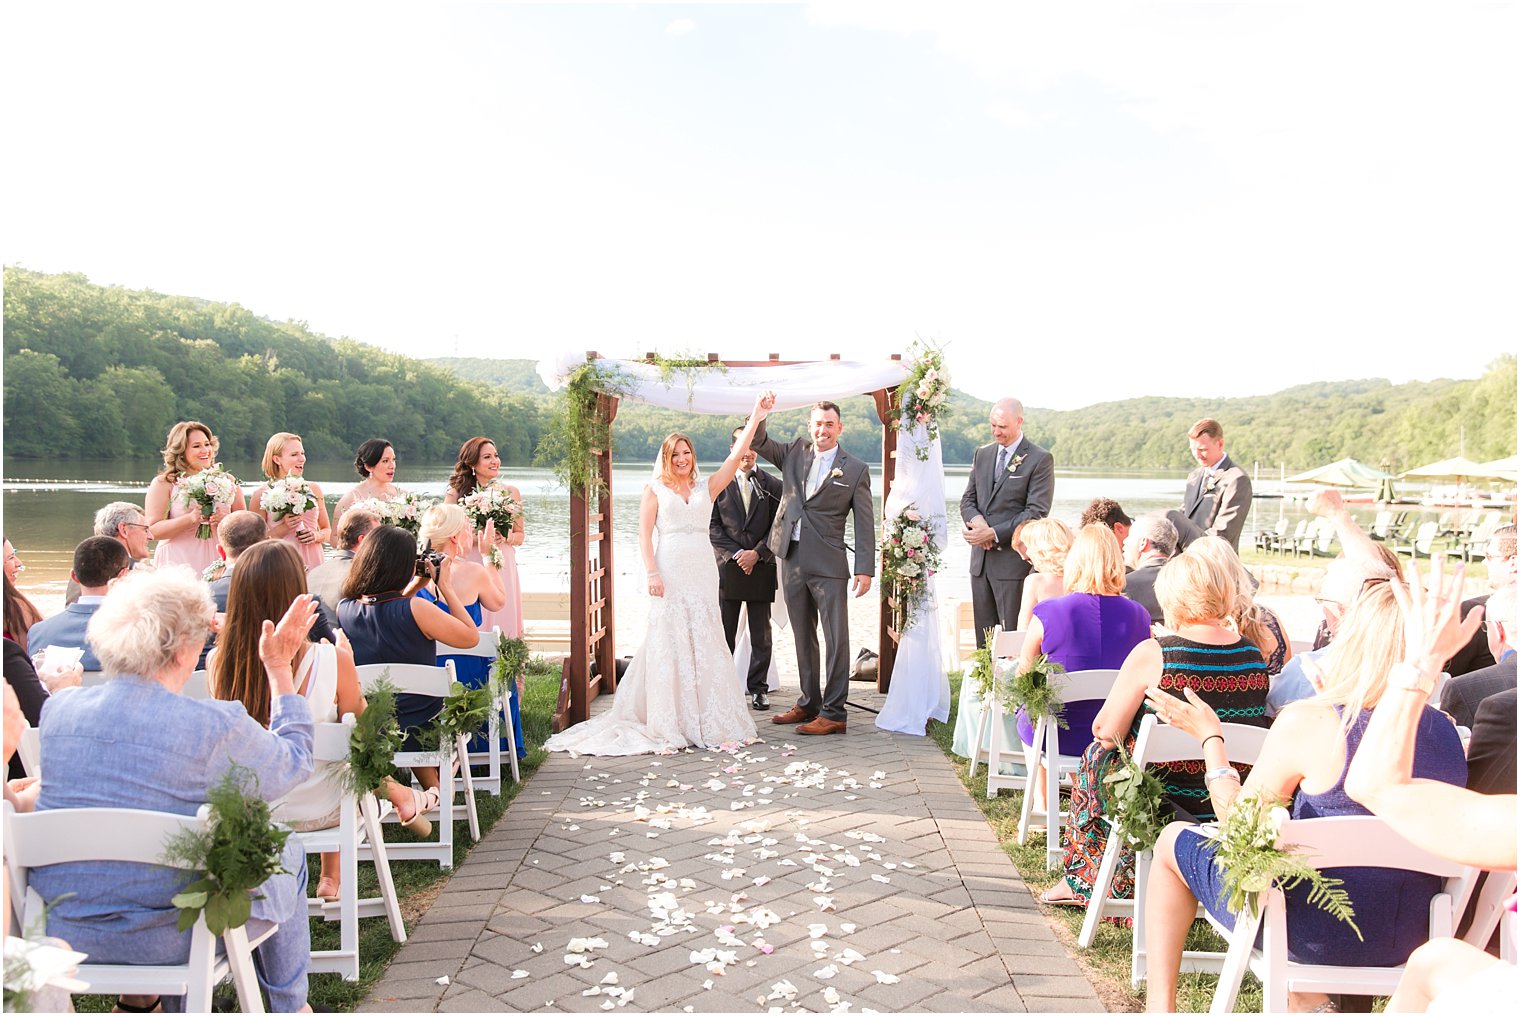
[3,268,1513,471]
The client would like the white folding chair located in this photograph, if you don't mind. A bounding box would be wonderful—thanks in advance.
[1075,714,1269,952]
[1206,815,1478,1014]
[17,724,40,779]
[291,717,407,980]
[1461,869,1518,958]
[184,669,212,700]
[965,627,1028,793]
[2,800,274,1014]
[1015,669,1121,869]
[355,662,478,869]
[436,626,520,796]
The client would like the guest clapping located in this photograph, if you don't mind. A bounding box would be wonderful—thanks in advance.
[31,566,315,1013]
[333,438,401,524]
[251,432,331,571]
[145,421,246,576]
[1141,579,1466,1012]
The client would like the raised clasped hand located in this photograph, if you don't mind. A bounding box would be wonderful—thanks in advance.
[755,390,777,416]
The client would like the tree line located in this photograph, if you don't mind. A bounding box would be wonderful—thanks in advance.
[4,268,1513,473]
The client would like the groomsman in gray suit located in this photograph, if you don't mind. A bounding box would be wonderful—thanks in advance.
[751,401,875,736]
[1169,417,1252,550]
[960,397,1054,647]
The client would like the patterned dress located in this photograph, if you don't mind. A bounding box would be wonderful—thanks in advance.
[1060,634,1270,910]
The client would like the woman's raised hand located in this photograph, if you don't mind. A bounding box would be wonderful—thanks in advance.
[1393,552,1484,671]
[1144,685,1223,744]
[756,390,777,417]
[260,593,318,682]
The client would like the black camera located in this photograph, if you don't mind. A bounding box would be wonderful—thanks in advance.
[415,540,446,578]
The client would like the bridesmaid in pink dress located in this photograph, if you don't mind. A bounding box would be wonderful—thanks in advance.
[249,432,331,572]
[443,437,525,638]
[145,421,248,577]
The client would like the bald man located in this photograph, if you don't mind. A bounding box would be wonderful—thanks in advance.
[959,397,1055,646]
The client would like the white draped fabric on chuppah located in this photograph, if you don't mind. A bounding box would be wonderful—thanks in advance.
[873,416,950,736]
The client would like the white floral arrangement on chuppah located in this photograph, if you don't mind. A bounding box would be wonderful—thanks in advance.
[880,502,942,632]
[893,341,950,461]
[459,485,523,568]
[176,465,240,539]
[260,475,318,520]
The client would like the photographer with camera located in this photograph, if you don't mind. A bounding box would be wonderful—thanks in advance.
[338,521,481,798]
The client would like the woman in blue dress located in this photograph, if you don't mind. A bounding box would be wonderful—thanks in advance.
[416,504,507,755]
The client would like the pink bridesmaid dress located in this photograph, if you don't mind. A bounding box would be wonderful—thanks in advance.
[151,495,222,576]
[480,543,524,637]
[266,504,325,572]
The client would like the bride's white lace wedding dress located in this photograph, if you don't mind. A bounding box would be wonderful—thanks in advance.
[545,482,759,756]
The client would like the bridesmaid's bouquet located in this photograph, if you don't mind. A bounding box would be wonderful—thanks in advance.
[178,465,239,539]
[349,492,435,537]
[261,476,318,520]
[880,503,942,632]
[460,485,523,567]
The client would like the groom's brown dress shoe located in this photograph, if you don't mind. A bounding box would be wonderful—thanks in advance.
[796,717,847,736]
[771,706,816,725]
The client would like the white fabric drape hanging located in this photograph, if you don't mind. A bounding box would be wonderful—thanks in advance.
[874,417,951,736]
[537,355,909,412]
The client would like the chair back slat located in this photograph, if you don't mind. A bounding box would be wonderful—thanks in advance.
[356,661,456,696]
[1275,815,1471,879]
[436,626,502,660]
[1131,715,1270,768]
[3,803,208,868]
[184,669,212,700]
[1053,669,1122,708]
[989,627,1026,660]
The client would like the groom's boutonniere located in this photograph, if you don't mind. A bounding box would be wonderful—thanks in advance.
[1006,453,1027,478]
[829,467,844,479]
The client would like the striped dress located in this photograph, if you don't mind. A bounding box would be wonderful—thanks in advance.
[1060,634,1269,909]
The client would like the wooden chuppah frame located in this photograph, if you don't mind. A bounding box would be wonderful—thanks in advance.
[554,352,904,732]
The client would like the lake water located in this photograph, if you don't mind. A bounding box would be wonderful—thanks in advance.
[4,454,1368,622]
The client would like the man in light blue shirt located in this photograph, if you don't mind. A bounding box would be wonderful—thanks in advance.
[27,536,132,672]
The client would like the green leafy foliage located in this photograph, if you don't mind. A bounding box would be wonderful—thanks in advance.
[966,630,997,700]
[1101,740,1169,851]
[339,677,403,797]
[161,766,289,935]
[1003,654,1068,728]
[533,358,633,493]
[1209,792,1361,938]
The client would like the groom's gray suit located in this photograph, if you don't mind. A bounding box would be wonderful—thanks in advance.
[751,420,875,723]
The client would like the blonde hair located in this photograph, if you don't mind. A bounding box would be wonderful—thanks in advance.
[1314,583,1404,730]
[261,432,303,480]
[1021,518,1074,576]
[86,565,214,678]
[1155,551,1236,629]
[658,433,699,488]
[1063,524,1126,596]
[159,421,218,485]
[419,503,469,547]
[1186,536,1273,654]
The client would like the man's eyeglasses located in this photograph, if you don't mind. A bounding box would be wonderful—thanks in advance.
[122,522,152,532]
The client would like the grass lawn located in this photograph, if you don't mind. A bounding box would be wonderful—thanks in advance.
[72,657,563,1013]
[929,669,1264,1014]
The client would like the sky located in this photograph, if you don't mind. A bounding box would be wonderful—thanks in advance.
[3,1,1516,410]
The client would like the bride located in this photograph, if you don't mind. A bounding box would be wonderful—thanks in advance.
[546,390,778,756]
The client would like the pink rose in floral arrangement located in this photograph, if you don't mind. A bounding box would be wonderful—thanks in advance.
[906,509,920,521]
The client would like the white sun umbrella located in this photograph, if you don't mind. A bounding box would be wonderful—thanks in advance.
[1476,454,1519,482]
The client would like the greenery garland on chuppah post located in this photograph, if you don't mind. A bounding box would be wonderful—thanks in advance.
[162,766,291,935]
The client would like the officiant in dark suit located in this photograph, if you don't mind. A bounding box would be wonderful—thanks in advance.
[960,397,1055,647]
[710,426,784,711]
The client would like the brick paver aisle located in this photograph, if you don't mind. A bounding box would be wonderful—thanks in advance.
[360,690,1104,1014]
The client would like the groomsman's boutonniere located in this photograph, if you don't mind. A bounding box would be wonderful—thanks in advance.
[829,468,844,480]
[1006,454,1027,478]
[1202,474,1220,495]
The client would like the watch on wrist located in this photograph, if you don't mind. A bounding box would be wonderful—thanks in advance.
[1388,662,1436,696]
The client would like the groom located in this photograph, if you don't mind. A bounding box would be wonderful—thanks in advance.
[751,401,875,736]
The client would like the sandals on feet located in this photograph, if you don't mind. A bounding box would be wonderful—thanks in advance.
[398,786,438,838]
[1039,883,1087,907]
[315,875,341,902]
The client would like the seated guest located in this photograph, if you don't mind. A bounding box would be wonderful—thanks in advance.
[210,541,433,903]
[1044,550,1269,908]
[3,540,44,652]
[1015,518,1074,631]
[338,525,479,797]
[1441,580,1515,728]
[307,507,379,634]
[32,567,316,1013]
[1466,687,1517,796]
[1122,512,1177,624]
[1445,524,1516,678]
[26,536,131,672]
[1186,536,1292,676]
[65,501,153,604]
[1143,579,1466,1013]
[1080,497,1132,552]
[1267,555,1397,717]
[4,640,47,781]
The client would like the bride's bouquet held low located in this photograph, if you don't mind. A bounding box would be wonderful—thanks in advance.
[880,502,941,632]
[178,465,240,539]
[260,476,319,522]
[460,485,523,568]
